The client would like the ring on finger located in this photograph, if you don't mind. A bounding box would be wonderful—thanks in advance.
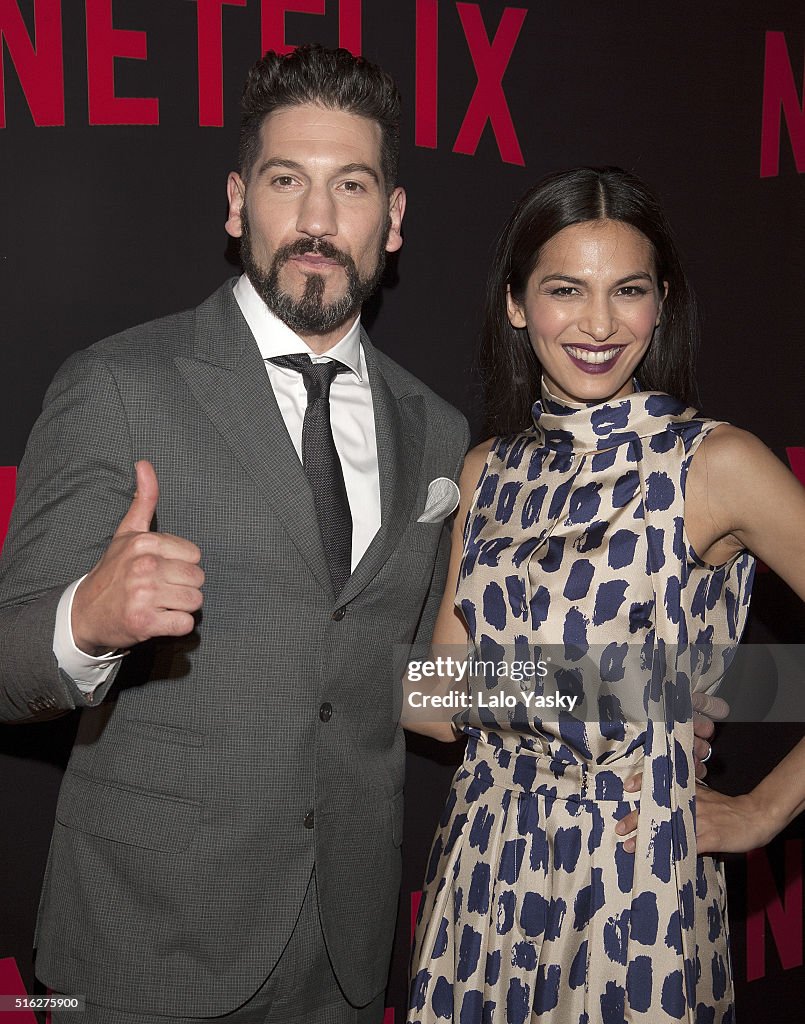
[700,742,712,764]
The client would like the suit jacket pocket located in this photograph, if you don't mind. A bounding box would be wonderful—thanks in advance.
[70,712,205,802]
[405,520,444,551]
[55,770,200,852]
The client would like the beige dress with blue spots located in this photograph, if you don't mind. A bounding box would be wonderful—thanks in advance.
[408,387,755,1024]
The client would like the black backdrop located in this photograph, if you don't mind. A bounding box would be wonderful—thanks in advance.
[1,1,803,1020]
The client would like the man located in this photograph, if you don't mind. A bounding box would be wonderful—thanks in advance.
[0,46,469,1023]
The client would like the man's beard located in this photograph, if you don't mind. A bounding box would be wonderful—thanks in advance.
[240,207,388,336]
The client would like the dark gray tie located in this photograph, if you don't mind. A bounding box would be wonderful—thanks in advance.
[270,353,353,594]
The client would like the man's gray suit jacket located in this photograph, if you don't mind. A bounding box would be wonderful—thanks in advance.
[0,281,469,1016]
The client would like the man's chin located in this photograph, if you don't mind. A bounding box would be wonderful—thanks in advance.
[283,280,348,308]
[273,261,345,294]
[243,247,378,335]
[256,286,358,336]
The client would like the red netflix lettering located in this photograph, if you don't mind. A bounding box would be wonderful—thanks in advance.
[0,959,37,1023]
[0,467,16,553]
[261,0,325,57]
[338,0,361,55]
[453,3,526,166]
[195,0,246,127]
[760,31,805,178]
[415,0,438,148]
[0,0,64,128]
[746,841,803,982]
[85,0,158,125]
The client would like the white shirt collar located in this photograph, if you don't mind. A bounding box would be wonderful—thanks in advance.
[233,274,363,380]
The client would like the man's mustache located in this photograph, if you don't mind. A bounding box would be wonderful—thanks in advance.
[274,238,353,270]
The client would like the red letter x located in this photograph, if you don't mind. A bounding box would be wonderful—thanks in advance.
[453,4,526,166]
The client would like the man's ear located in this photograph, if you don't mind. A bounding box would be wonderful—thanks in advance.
[506,285,527,329]
[385,187,406,254]
[225,172,246,239]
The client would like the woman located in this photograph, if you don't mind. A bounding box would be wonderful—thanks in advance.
[405,167,805,1024]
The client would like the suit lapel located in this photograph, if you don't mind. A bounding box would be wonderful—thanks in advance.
[174,283,334,595]
[174,284,425,603]
[338,333,424,603]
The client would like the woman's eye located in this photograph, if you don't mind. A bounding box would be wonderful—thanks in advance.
[551,286,579,297]
[618,286,647,296]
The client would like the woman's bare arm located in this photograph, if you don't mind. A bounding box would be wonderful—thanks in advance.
[618,426,805,853]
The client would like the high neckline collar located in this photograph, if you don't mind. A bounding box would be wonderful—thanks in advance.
[531,379,696,453]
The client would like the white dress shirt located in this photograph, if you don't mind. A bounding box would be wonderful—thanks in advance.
[54,274,382,694]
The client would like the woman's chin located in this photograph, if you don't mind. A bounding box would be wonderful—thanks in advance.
[543,370,637,405]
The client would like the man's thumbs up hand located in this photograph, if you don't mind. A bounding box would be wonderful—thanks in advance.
[114,459,160,536]
[72,461,204,655]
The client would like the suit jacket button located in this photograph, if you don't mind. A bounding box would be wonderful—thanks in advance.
[319,703,333,722]
[331,606,346,621]
[303,810,315,829]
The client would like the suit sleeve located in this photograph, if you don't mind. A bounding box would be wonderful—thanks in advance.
[409,413,471,661]
[0,351,136,722]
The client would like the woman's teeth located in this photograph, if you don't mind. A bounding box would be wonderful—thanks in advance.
[565,346,621,364]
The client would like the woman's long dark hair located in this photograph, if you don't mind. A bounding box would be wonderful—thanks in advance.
[479,167,699,435]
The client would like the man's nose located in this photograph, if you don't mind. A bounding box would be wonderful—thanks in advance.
[295,185,337,239]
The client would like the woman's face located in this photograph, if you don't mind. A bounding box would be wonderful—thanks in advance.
[507,219,667,404]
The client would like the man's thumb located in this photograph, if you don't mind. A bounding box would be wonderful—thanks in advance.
[115,460,159,535]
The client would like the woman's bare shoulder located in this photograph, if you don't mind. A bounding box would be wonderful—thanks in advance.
[697,421,766,459]
[690,423,779,491]
[459,438,496,495]
[687,423,805,572]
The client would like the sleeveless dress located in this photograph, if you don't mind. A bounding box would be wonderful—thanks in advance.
[408,386,755,1024]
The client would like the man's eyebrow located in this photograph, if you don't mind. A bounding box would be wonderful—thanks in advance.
[253,158,380,186]
[254,157,305,178]
[338,163,381,185]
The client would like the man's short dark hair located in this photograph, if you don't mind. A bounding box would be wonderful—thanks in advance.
[239,44,401,192]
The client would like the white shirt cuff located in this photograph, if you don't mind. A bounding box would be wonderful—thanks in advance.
[53,577,127,695]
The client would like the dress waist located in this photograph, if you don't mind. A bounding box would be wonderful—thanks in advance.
[463,732,643,805]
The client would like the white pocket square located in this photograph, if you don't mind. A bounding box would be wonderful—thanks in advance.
[417,477,460,523]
